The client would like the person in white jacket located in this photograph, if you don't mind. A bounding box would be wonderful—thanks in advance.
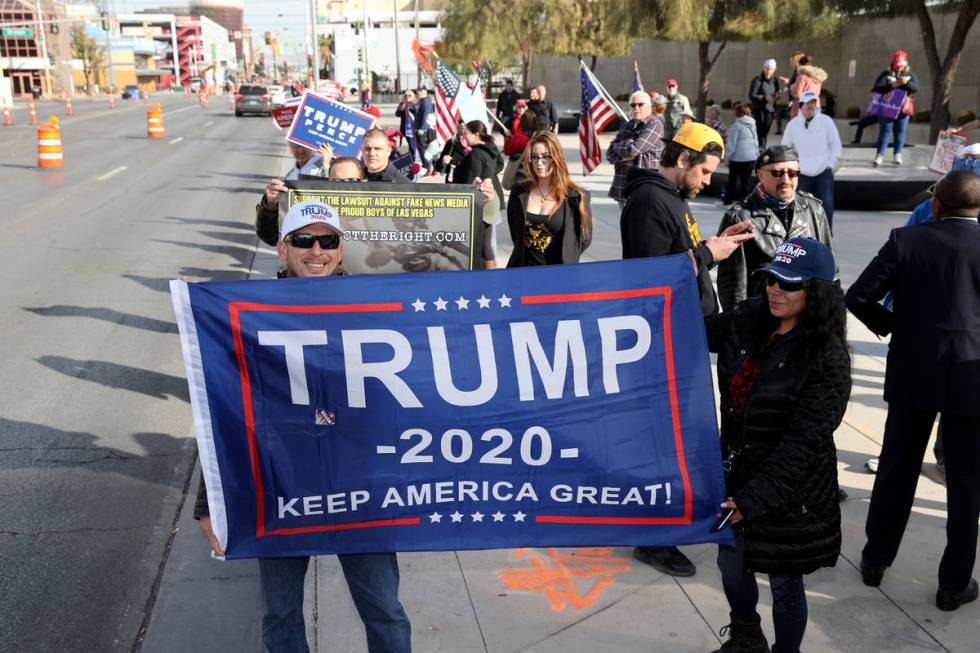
[782,90,842,228]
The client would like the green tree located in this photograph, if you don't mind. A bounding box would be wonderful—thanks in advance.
[70,25,105,94]
[545,0,634,69]
[439,0,571,90]
[610,0,838,120]
[833,0,979,143]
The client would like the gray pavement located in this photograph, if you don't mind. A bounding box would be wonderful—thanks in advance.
[138,126,977,652]
[2,100,975,652]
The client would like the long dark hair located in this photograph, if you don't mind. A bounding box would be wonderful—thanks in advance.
[751,279,848,367]
[521,131,591,240]
[464,120,494,146]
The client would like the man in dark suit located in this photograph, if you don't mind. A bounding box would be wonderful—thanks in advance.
[845,170,980,611]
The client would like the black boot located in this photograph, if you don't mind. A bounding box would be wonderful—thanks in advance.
[711,614,770,652]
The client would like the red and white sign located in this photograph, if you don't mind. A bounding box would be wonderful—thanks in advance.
[317,80,344,101]
[929,129,969,175]
[271,96,302,129]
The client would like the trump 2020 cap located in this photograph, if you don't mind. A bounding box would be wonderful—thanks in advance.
[667,122,725,159]
[758,237,835,283]
[280,200,345,241]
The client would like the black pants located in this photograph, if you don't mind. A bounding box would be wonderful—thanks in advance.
[863,404,980,591]
[725,161,755,206]
[753,110,774,150]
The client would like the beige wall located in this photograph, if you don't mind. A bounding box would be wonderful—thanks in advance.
[530,9,980,120]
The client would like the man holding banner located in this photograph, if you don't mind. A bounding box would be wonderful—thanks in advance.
[195,199,413,653]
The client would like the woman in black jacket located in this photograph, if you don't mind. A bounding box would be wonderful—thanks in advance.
[453,120,505,268]
[872,50,919,167]
[435,119,469,179]
[506,131,592,267]
[705,237,851,653]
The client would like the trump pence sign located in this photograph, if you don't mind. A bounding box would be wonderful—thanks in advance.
[170,256,731,558]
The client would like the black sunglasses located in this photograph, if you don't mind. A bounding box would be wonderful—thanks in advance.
[766,274,805,292]
[284,233,341,249]
[766,169,801,179]
[628,102,648,108]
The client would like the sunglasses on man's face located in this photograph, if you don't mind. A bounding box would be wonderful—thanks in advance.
[284,233,341,250]
[629,103,648,108]
[766,169,801,179]
[766,274,805,292]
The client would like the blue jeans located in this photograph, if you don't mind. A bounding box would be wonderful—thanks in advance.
[876,113,911,157]
[259,554,411,653]
[718,538,808,653]
[798,168,835,229]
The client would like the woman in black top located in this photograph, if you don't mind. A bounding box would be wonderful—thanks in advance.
[435,119,469,180]
[452,120,505,268]
[704,238,851,653]
[506,131,591,267]
[872,50,919,167]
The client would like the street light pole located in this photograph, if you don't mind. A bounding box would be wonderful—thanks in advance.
[104,1,117,93]
[392,0,401,93]
[308,0,319,88]
[361,0,369,93]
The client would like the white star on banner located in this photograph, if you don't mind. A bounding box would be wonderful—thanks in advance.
[412,298,426,312]
[471,511,485,522]
[492,511,505,522]
[433,297,448,311]
[429,512,442,523]
[455,296,470,310]
[498,294,512,308]
[477,295,491,309]
[513,511,527,522]
[450,511,464,523]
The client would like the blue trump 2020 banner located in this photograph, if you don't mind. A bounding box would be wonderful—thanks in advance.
[171,257,731,559]
[286,91,377,157]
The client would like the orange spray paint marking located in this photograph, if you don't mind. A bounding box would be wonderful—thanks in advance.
[497,547,632,612]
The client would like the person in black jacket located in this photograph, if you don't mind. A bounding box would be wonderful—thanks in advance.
[706,237,850,653]
[496,79,520,130]
[748,59,780,149]
[361,128,411,182]
[507,131,591,267]
[872,50,919,167]
[621,122,753,577]
[453,120,505,268]
[846,171,980,612]
[528,84,559,134]
[435,119,469,180]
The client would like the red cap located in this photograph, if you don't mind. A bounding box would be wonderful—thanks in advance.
[515,99,527,107]
[891,50,909,67]
[364,104,382,119]
[666,79,678,87]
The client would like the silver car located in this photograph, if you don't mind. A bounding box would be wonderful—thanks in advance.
[235,85,272,116]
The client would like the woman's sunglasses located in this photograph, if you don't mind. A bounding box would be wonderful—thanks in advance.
[528,154,553,163]
[766,274,805,292]
[766,169,801,179]
[284,233,341,250]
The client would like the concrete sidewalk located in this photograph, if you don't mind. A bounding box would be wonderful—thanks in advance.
[141,133,977,653]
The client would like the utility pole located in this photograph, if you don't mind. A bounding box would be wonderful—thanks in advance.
[414,0,420,88]
[34,2,52,96]
[361,0,369,93]
[392,0,401,93]
[102,2,116,93]
[306,0,317,88]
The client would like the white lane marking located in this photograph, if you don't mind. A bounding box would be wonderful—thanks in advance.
[168,105,198,115]
[169,136,184,145]
[96,165,128,181]
[205,121,214,126]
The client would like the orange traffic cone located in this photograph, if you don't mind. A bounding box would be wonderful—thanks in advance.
[65,96,73,116]
[143,91,150,105]
[199,92,208,109]
[109,93,116,109]
[147,103,165,138]
[2,106,10,126]
[38,116,64,169]
[28,98,37,124]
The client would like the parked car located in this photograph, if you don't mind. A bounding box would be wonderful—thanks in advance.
[235,84,272,116]
[122,85,141,100]
[267,84,287,107]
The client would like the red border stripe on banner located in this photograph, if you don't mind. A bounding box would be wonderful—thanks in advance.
[521,286,694,526]
[228,301,404,538]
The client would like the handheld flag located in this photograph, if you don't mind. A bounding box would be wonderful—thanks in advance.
[632,60,644,93]
[579,63,619,175]
[435,60,465,145]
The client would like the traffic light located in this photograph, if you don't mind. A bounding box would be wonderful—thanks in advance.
[357,48,363,63]
[50,22,59,35]
[352,22,360,36]
[264,31,271,45]
[100,11,109,31]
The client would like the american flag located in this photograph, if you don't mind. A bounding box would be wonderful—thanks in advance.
[579,64,618,175]
[435,60,465,145]
[632,60,644,93]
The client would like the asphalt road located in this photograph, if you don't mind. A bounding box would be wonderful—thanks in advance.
[0,94,286,652]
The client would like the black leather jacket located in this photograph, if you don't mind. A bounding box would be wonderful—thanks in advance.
[716,190,835,311]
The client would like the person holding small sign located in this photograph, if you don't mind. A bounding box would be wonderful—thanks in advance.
[872,50,919,167]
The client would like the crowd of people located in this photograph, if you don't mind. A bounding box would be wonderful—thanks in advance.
[190,53,979,653]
